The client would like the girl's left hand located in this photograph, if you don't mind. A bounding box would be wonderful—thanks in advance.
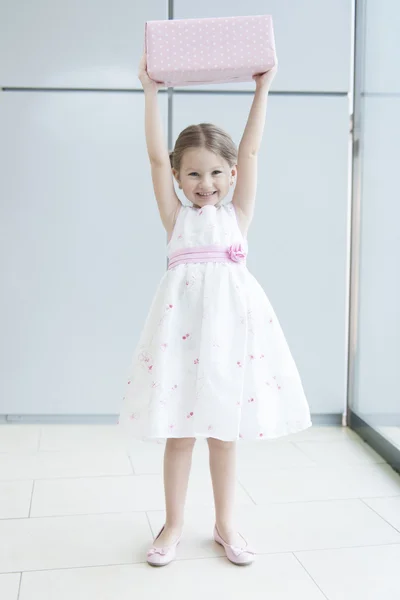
[253,64,278,90]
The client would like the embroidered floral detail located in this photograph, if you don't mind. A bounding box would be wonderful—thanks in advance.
[186,412,194,419]
[139,351,152,364]
[194,358,199,365]
[228,243,247,263]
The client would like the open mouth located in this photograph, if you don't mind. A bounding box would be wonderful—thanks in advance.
[196,192,217,197]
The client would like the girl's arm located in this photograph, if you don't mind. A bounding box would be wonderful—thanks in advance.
[232,66,277,227]
[138,54,180,233]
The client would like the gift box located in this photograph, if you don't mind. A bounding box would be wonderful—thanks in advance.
[145,14,277,87]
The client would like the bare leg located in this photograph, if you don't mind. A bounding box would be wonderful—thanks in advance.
[152,437,196,547]
[207,437,243,546]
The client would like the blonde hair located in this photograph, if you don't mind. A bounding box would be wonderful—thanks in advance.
[169,123,237,173]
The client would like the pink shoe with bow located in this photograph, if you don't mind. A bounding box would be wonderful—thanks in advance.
[146,525,181,567]
[214,524,255,566]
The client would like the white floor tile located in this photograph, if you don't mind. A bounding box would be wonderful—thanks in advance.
[362,497,400,532]
[0,573,21,600]
[0,512,151,573]
[0,450,132,481]
[127,438,210,475]
[19,555,327,600]
[39,425,123,452]
[0,480,33,519]
[296,544,400,600]
[240,463,400,503]
[284,425,360,442]
[0,425,40,453]
[235,499,400,553]
[31,472,252,517]
[237,440,316,471]
[294,438,385,466]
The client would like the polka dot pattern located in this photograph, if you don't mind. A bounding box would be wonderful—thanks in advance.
[145,14,277,87]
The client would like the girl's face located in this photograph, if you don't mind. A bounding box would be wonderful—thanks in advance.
[173,147,237,208]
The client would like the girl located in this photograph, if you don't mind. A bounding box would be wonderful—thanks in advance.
[118,53,312,567]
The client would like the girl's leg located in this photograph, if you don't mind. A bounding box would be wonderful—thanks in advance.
[207,437,243,546]
[153,437,196,547]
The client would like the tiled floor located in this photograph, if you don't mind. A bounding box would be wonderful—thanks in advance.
[1,424,400,599]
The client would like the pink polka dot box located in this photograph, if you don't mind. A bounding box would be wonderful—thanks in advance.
[145,14,277,88]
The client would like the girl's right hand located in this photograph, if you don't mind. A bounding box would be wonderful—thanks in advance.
[138,53,164,93]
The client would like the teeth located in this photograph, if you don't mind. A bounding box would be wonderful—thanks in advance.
[198,192,215,196]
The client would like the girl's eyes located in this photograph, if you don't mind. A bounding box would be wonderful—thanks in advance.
[189,171,222,176]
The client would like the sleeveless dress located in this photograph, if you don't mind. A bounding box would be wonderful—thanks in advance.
[117,202,312,442]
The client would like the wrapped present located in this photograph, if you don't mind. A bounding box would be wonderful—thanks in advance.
[145,14,277,87]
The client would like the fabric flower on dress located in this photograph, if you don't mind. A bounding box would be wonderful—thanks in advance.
[228,243,247,263]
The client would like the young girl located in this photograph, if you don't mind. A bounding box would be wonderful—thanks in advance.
[118,54,312,567]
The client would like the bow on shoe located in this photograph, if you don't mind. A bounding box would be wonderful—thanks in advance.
[230,545,255,557]
[147,547,166,557]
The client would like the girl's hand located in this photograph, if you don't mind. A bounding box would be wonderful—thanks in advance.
[252,64,278,91]
[138,53,164,93]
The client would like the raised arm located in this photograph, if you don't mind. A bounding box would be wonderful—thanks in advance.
[232,66,278,229]
[138,54,180,233]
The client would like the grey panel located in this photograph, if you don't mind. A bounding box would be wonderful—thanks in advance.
[173,0,353,92]
[364,0,400,94]
[0,0,167,88]
[0,91,168,415]
[172,93,350,413]
[354,97,400,416]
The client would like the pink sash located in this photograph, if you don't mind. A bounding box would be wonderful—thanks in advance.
[168,243,247,270]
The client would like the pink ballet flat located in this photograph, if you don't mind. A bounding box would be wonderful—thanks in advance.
[146,525,181,567]
[214,524,255,566]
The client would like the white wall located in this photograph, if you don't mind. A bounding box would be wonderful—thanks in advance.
[0,1,353,420]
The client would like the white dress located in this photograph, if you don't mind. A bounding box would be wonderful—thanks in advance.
[117,202,312,442]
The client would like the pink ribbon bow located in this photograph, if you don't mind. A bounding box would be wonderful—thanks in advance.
[228,243,247,263]
[147,547,166,557]
[230,545,255,557]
